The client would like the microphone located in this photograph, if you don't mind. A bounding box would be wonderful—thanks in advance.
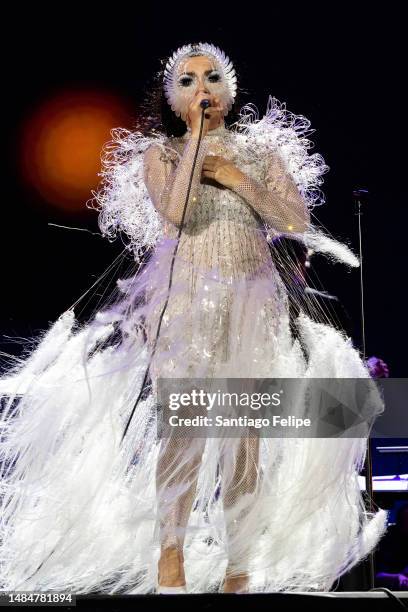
[352,188,369,199]
[200,99,211,109]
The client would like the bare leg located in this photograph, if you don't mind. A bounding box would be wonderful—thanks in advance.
[156,435,206,587]
[219,433,260,593]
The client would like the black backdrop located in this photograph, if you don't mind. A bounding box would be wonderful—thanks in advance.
[1,5,405,377]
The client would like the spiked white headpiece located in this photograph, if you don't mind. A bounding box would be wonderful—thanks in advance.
[163,42,237,118]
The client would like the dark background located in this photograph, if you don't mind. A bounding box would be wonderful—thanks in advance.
[1,5,405,377]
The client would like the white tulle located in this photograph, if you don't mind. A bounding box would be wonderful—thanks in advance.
[0,96,388,594]
[0,247,387,594]
[89,96,356,269]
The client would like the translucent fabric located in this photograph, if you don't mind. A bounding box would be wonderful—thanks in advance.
[233,151,311,233]
[0,122,387,595]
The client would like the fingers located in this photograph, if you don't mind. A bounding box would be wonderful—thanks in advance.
[202,160,218,173]
[202,169,216,180]
[190,94,217,110]
[203,155,227,170]
[190,94,222,115]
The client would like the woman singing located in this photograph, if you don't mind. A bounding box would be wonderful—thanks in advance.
[0,42,387,595]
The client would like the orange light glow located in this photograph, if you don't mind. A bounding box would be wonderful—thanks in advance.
[20,90,132,212]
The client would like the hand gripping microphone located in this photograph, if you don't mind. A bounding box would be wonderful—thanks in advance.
[200,99,211,117]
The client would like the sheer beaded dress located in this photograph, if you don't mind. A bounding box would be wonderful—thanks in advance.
[0,121,387,594]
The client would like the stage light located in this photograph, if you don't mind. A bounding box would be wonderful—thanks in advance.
[20,90,132,213]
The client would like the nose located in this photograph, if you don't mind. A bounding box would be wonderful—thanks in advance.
[195,74,210,97]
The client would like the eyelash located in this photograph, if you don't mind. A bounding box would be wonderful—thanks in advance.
[178,73,221,87]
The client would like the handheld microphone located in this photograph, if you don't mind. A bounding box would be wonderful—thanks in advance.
[200,99,211,109]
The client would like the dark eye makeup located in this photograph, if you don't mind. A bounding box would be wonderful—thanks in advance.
[208,72,221,82]
[178,71,222,87]
[179,76,193,87]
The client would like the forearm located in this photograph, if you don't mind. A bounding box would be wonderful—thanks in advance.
[151,137,210,228]
[232,173,311,234]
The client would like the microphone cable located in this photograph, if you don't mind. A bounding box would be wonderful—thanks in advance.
[16,102,211,588]
[121,101,210,443]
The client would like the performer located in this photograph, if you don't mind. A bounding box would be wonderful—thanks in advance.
[0,42,387,595]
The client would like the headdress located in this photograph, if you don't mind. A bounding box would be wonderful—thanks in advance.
[162,42,237,117]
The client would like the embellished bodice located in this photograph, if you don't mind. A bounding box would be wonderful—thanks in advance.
[153,124,274,280]
[170,124,264,233]
[142,122,310,281]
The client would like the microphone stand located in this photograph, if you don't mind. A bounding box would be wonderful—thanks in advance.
[354,187,375,590]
